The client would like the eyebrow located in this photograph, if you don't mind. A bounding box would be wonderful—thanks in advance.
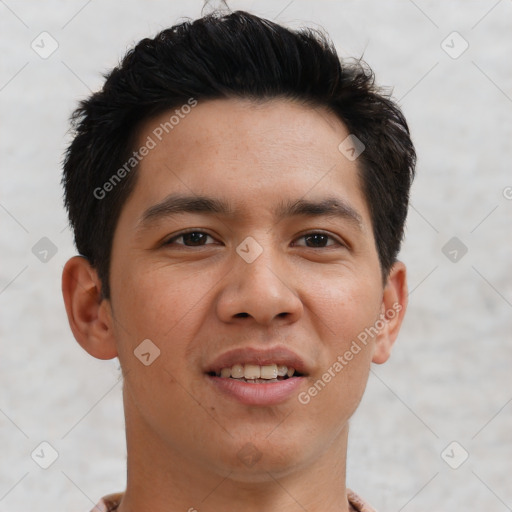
[137,193,363,231]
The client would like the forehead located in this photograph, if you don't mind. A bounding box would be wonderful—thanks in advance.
[124,97,371,227]
[135,97,348,165]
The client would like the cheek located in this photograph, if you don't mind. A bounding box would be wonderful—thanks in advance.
[299,272,381,410]
[112,261,207,335]
[307,268,382,345]
[110,263,208,372]
[111,267,205,422]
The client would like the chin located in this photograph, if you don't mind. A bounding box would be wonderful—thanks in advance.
[209,437,307,483]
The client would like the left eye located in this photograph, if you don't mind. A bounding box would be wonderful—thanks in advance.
[164,230,341,248]
[293,232,341,248]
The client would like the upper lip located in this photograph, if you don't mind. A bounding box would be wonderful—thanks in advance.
[205,346,309,376]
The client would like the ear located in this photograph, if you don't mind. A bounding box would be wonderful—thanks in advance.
[62,255,118,360]
[372,260,408,364]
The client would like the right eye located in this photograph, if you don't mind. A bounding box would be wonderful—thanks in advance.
[163,230,218,247]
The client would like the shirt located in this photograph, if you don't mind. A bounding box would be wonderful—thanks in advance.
[90,489,377,511]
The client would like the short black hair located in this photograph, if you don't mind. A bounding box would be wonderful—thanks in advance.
[62,10,416,299]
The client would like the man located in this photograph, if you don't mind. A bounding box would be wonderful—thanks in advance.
[61,10,415,512]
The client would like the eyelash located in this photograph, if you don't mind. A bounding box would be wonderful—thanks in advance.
[163,229,345,249]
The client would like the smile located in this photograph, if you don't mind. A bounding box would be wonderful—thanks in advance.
[209,363,301,383]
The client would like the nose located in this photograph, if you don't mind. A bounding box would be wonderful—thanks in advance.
[215,239,304,327]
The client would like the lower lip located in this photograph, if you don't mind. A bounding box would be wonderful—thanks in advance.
[207,375,305,405]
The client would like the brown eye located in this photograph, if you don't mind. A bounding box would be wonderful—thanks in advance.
[164,230,215,247]
[294,232,343,248]
[304,233,330,248]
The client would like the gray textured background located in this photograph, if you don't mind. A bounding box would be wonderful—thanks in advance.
[1,1,511,511]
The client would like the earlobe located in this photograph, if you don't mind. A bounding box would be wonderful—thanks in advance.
[62,255,118,360]
[372,261,408,364]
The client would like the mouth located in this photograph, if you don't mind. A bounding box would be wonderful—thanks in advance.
[207,363,305,383]
[204,347,309,405]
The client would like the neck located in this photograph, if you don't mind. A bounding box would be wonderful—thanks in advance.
[117,389,352,512]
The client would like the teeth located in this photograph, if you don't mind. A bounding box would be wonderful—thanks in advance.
[215,363,297,379]
[231,364,244,378]
[260,364,278,379]
[243,378,278,384]
[244,364,260,380]
[277,365,288,377]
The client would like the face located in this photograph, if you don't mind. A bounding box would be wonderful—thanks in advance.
[104,98,404,480]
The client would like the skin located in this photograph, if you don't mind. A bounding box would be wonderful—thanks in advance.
[62,97,407,512]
